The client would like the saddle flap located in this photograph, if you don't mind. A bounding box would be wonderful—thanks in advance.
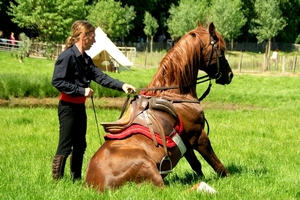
[101,95,150,133]
[101,96,178,138]
[149,97,177,119]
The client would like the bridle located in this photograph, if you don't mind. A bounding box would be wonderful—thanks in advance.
[204,35,223,80]
[133,32,226,102]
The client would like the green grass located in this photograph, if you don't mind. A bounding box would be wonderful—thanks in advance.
[1,75,300,199]
[1,52,300,199]
[0,51,157,99]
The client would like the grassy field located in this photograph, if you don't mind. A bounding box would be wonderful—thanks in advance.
[0,52,300,199]
[0,51,155,99]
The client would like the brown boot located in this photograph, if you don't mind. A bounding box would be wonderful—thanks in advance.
[52,155,67,180]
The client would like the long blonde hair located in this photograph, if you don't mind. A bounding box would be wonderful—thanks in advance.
[64,20,95,50]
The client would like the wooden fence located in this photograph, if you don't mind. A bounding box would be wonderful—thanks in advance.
[0,38,22,52]
[1,38,299,74]
[226,52,300,74]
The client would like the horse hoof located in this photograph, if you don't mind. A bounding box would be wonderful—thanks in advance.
[196,182,216,194]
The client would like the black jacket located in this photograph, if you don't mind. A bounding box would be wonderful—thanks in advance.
[52,45,124,96]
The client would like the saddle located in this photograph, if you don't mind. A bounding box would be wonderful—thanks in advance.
[101,95,178,148]
[101,95,179,174]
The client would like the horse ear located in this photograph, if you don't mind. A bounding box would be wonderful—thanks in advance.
[197,21,203,27]
[208,22,216,36]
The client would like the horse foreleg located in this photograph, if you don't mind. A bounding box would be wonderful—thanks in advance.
[184,149,204,177]
[197,130,229,177]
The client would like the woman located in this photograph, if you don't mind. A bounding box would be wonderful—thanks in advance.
[10,32,16,46]
[51,20,136,181]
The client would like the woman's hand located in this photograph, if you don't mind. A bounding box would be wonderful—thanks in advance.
[122,84,136,94]
[84,87,94,97]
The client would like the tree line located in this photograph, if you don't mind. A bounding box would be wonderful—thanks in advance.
[1,0,300,48]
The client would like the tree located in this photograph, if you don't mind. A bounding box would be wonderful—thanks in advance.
[143,11,159,53]
[11,32,32,63]
[250,0,287,63]
[278,0,300,43]
[166,0,209,40]
[7,0,88,42]
[87,0,136,42]
[209,0,246,50]
[119,0,180,41]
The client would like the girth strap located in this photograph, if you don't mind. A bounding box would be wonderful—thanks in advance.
[146,109,169,157]
[143,110,158,146]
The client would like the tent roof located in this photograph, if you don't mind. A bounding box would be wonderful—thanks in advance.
[86,27,133,67]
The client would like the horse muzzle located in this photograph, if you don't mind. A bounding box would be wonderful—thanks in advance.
[216,71,233,85]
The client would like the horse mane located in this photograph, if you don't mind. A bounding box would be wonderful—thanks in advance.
[145,25,208,97]
[144,23,226,99]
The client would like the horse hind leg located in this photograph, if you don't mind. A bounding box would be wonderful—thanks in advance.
[133,158,165,187]
[196,130,229,177]
[86,148,165,191]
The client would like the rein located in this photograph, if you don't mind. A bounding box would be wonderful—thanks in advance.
[136,74,212,103]
[119,74,212,125]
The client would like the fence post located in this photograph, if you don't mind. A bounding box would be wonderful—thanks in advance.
[252,55,254,72]
[144,50,147,68]
[292,55,297,73]
[238,52,243,73]
[263,53,267,72]
[282,56,286,76]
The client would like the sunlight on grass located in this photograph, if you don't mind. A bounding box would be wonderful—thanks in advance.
[1,52,300,199]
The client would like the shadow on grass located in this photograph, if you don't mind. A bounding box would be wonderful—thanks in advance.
[226,162,268,176]
[163,171,226,186]
[164,172,202,186]
[163,162,269,186]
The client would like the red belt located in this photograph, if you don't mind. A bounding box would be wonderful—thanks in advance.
[60,92,86,104]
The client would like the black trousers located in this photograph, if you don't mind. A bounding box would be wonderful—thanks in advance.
[55,100,87,157]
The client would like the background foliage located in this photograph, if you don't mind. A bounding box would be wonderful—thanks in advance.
[209,0,246,50]
[7,0,88,42]
[166,0,209,40]
[143,11,159,52]
[2,0,300,44]
[250,0,287,59]
[87,0,136,41]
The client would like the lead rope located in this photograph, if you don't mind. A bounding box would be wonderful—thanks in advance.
[91,95,102,145]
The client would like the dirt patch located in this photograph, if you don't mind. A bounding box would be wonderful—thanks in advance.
[0,97,256,110]
[0,97,126,109]
[200,101,257,110]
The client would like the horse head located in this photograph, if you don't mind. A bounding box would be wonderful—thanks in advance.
[145,22,233,98]
[196,22,233,85]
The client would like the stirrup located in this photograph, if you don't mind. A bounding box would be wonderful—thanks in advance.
[159,156,173,174]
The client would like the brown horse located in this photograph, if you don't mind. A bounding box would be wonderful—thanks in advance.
[85,22,233,191]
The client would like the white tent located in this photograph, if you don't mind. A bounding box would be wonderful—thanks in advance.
[86,27,133,67]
